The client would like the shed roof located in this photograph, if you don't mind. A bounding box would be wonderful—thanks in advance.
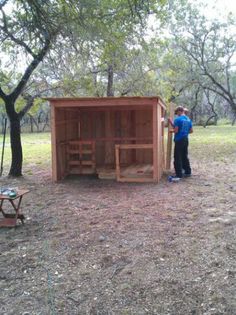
[46,96,166,110]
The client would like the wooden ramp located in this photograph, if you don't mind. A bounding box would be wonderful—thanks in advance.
[119,163,153,182]
[97,164,153,181]
[97,167,116,180]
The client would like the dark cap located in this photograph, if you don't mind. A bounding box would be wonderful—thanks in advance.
[174,106,184,115]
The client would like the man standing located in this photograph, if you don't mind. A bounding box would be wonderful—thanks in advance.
[173,106,193,179]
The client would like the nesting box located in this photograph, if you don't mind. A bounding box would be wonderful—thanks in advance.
[47,97,166,182]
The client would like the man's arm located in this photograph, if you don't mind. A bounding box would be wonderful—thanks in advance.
[168,118,174,128]
[174,126,179,134]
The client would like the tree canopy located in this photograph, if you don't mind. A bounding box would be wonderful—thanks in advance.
[0,0,168,176]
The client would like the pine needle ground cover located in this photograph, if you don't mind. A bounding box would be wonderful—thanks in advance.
[0,125,236,315]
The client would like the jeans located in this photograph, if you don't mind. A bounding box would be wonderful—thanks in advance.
[174,137,191,178]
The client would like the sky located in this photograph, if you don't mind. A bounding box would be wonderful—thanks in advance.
[213,0,236,14]
[197,0,236,18]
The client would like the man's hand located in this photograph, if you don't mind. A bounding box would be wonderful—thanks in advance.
[168,118,174,128]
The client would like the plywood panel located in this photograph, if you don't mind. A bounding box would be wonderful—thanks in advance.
[94,111,105,166]
[80,112,90,139]
[135,109,152,163]
[120,110,132,164]
[104,111,115,165]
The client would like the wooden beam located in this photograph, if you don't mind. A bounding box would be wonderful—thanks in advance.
[157,104,162,181]
[115,145,121,181]
[51,104,58,181]
[46,96,166,109]
[152,104,158,181]
[118,144,153,149]
[166,102,175,170]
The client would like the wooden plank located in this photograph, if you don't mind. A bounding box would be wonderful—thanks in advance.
[77,137,153,142]
[161,107,166,170]
[166,102,175,170]
[118,144,153,149]
[117,177,155,183]
[157,103,162,181]
[68,149,93,154]
[62,106,153,112]
[69,168,95,175]
[121,164,153,177]
[115,145,121,181]
[69,140,95,145]
[135,109,152,161]
[51,104,58,181]
[120,110,131,164]
[0,218,17,227]
[105,111,115,164]
[46,96,164,109]
[152,104,158,181]
[81,161,95,166]
[97,167,116,179]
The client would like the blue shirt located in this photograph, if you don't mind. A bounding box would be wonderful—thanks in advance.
[174,115,192,142]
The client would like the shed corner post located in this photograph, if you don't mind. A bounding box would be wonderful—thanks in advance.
[152,102,159,182]
[166,102,175,170]
[50,102,58,181]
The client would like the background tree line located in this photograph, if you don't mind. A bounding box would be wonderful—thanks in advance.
[0,0,236,176]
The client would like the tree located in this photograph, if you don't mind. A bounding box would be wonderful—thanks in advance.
[0,0,167,176]
[169,4,236,123]
[38,0,168,98]
[0,0,60,176]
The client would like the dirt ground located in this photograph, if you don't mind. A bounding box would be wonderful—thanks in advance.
[0,151,236,315]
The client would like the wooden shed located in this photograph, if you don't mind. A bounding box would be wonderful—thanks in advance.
[48,96,166,182]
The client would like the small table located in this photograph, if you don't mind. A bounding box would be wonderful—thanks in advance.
[0,189,29,227]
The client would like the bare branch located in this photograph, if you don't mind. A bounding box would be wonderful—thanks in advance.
[9,38,51,102]
[0,7,36,57]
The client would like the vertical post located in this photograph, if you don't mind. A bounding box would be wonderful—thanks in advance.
[157,104,162,181]
[115,145,121,181]
[161,108,166,170]
[166,102,175,170]
[51,103,58,181]
[152,103,158,182]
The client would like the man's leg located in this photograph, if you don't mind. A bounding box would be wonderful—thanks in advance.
[182,138,191,175]
[174,141,183,178]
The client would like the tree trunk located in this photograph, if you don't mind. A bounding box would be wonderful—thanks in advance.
[5,98,23,176]
[9,116,22,176]
[107,65,114,97]
[203,114,218,128]
[232,115,236,126]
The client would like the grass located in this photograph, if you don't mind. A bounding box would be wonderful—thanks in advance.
[190,125,236,161]
[1,132,51,175]
[191,125,236,145]
[0,125,236,175]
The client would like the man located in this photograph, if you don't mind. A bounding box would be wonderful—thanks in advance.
[172,106,193,179]
[184,107,190,117]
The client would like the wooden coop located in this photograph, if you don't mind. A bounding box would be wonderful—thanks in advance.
[48,97,166,182]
